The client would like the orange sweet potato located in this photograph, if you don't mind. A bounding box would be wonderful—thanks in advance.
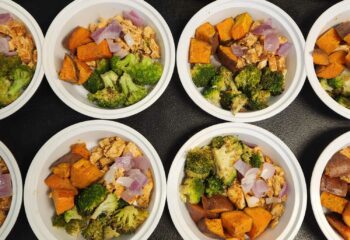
[221,211,253,237]
[345,34,350,45]
[312,49,329,65]
[187,203,206,223]
[197,218,225,238]
[327,214,350,240]
[343,202,350,227]
[244,207,272,239]
[74,59,93,84]
[195,22,219,53]
[316,62,345,79]
[44,174,77,195]
[316,28,341,54]
[231,12,253,40]
[329,51,347,65]
[77,40,112,62]
[70,159,103,188]
[346,52,350,68]
[51,163,71,178]
[70,143,90,159]
[216,17,234,43]
[217,45,238,72]
[321,191,348,214]
[52,189,75,215]
[59,54,77,83]
[68,26,93,53]
[189,38,212,64]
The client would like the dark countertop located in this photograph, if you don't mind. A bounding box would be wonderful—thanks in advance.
[0,0,345,239]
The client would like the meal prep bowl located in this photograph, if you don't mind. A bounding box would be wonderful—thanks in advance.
[24,120,166,240]
[305,0,350,119]
[0,0,44,120]
[167,122,307,240]
[310,131,350,240]
[177,0,305,122]
[0,141,23,239]
[43,0,175,119]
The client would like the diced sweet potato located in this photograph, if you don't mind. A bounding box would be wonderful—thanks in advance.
[244,207,272,239]
[77,40,112,61]
[316,62,345,79]
[187,203,206,223]
[321,174,348,197]
[197,218,225,238]
[346,52,350,68]
[343,202,350,227]
[195,22,219,53]
[312,49,329,65]
[68,26,93,53]
[221,211,253,237]
[202,195,233,214]
[70,143,90,159]
[335,22,350,39]
[345,34,350,45]
[329,51,347,65]
[70,159,103,188]
[74,59,93,84]
[321,191,348,214]
[189,38,212,64]
[52,189,75,215]
[217,45,238,72]
[59,54,77,83]
[216,18,234,42]
[44,174,77,195]
[316,28,341,54]
[327,214,350,240]
[231,12,253,40]
[51,163,71,178]
[326,152,350,178]
[50,153,82,168]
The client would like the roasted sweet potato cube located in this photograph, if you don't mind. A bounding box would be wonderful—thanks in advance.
[217,45,238,72]
[198,218,225,238]
[316,28,341,54]
[321,191,348,214]
[327,214,350,240]
[244,207,272,239]
[189,38,212,64]
[221,211,253,237]
[202,195,233,214]
[59,54,77,83]
[231,12,253,40]
[316,62,345,79]
[70,159,103,188]
[44,174,77,195]
[70,143,90,159]
[52,189,75,215]
[345,34,350,45]
[74,59,93,84]
[195,22,219,53]
[312,49,329,65]
[343,202,350,227]
[329,51,347,65]
[77,40,112,61]
[187,203,206,223]
[216,17,234,42]
[68,26,93,53]
[346,52,350,68]
[51,163,71,178]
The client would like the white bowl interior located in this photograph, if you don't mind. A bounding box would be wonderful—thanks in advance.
[167,123,306,240]
[177,0,305,122]
[25,120,166,240]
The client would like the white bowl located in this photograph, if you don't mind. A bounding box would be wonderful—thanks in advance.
[0,0,44,120]
[177,0,306,122]
[305,0,350,119]
[0,141,23,239]
[310,131,350,240]
[167,122,307,240]
[24,120,167,240]
[43,0,175,119]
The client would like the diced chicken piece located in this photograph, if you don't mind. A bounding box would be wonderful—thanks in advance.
[227,182,246,209]
[277,56,286,72]
[0,210,6,226]
[244,48,259,64]
[90,146,103,164]
[143,26,156,39]
[0,159,9,174]
[257,59,268,69]
[0,197,11,211]
[8,20,26,36]
[149,38,161,59]
[137,169,154,208]
[271,203,284,219]
[272,175,285,197]
[97,17,108,28]
[103,137,126,159]
[240,33,258,48]
[236,58,246,69]
[123,142,142,158]
[268,55,278,72]
[278,36,288,45]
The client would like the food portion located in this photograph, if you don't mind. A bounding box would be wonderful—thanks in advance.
[45,137,154,239]
[0,156,13,227]
[188,12,292,115]
[0,13,36,108]
[58,11,163,109]
[320,146,350,240]
[179,135,288,239]
[313,21,350,109]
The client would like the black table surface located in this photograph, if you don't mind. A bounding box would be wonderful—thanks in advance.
[0,0,346,239]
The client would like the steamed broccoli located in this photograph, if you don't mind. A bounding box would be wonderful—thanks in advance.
[76,183,108,216]
[110,54,138,75]
[191,64,217,87]
[337,96,350,109]
[81,217,107,240]
[241,143,253,163]
[211,136,225,149]
[127,56,163,85]
[205,175,225,197]
[104,226,120,239]
[96,58,110,74]
[179,177,205,204]
[320,78,333,92]
[220,91,235,110]
[202,87,221,106]
[260,67,285,96]
[83,71,104,93]
[328,77,343,90]
[52,214,66,228]
[0,77,11,107]
[0,54,21,77]
[100,70,119,89]
[219,91,247,113]
[91,193,119,219]
[64,206,82,223]
[210,67,232,91]
[7,65,33,100]
[88,88,126,108]
[234,65,262,92]
[185,147,214,179]
[248,89,271,110]
[250,153,263,168]
[111,206,149,233]
[231,94,248,114]
[119,72,148,106]
[65,219,84,236]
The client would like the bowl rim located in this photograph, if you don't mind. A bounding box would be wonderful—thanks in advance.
[0,141,23,240]
[176,0,306,123]
[43,0,175,119]
[167,122,307,240]
[310,131,350,240]
[305,0,350,120]
[24,120,167,240]
[0,0,45,120]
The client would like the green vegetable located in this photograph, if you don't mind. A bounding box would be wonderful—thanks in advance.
[127,56,163,85]
[83,71,105,93]
[234,65,261,92]
[88,88,126,108]
[250,153,263,168]
[64,206,82,223]
[260,67,285,96]
[220,91,235,110]
[320,78,333,92]
[96,58,110,74]
[0,54,21,77]
[185,147,214,179]
[104,226,120,239]
[337,96,350,109]
[81,216,107,240]
[328,77,343,90]
[52,214,66,228]
[91,193,119,219]
[210,67,232,91]
[0,77,12,107]
[179,177,205,204]
[111,206,149,233]
[119,72,148,106]
[117,198,129,209]
[100,70,119,89]
[211,136,225,149]
[191,63,217,87]
[65,219,84,236]
[110,54,139,75]
[76,183,108,216]
[241,143,253,163]
[231,93,248,114]
[7,65,33,99]
[248,89,271,110]
[205,175,225,197]
[202,87,221,106]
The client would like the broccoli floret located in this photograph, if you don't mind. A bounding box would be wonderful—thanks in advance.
[91,193,119,219]
[96,58,110,74]
[118,198,129,209]
[202,87,221,106]
[83,71,105,93]
[185,147,214,179]
[119,72,148,106]
[231,94,248,114]
[100,70,119,89]
[191,64,217,87]
[0,77,11,107]
[210,67,232,90]
[64,206,82,223]
[211,75,226,91]
[52,214,66,228]
[320,78,333,92]
[340,75,350,97]
[110,54,139,75]
[76,183,108,216]
[248,89,271,110]
[241,143,253,163]
[220,91,247,113]
[65,219,84,236]
[250,153,263,168]
[88,88,126,108]
[205,175,225,197]
[211,136,225,149]
[220,91,235,110]
[111,206,149,233]
[260,67,285,96]
[337,96,350,109]
[104,226,120,239]
[81,217,107,240]
[127,56,163,85]
[234,65,262,92]
[179,177,205,204]
[328,77,343,90]
[0,54,21,77]
[7,65,33,99]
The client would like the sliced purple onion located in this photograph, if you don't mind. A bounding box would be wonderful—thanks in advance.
[127,169,148,186]
[129,179,143,192]
[210,56,221,67]
[133,156,150,173]
[241,176,256,193]
[0,13,12,25]
[246,196,260,207]
[107,39,121,53]
[252,179,269,198]
[115,154,133,170]
[0,37,9,54]
[251,19,273,36]
[231,45,245,57]
[123,10,144,27]
[0,174,12,198]
[234,159,251,176]
[114,49,129,59]
[261,163,275,180]
[121,189,137,202]
[91,20,122,44]
[103,162,118,184]
[264,33,280,52]
[277,42,292,57]
[265,197,282,205]
[279,183,288,198]
[123,33,134,47]
[245,168,259,178]
[116,176,134,188]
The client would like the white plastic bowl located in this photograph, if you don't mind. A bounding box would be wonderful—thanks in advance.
[43,0,175,119]
[305,0,350,119]
[310,131,350,240]
[167,123,307,240]
[24,120,167,240]
[0,141,23,239]
[0,0,44,120]
[177,0,306,122]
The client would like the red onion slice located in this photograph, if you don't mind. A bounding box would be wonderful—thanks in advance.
[116,176,134,188]
[127,169,148,186]
[91,20,122,44]
[264,33,280,52]
[103,162,118,184]
[245,168,259,178]
[241,176,256,192]
[123,10,144,27]
[0,13,12,25]
[0,37,9,54]
[231,45,245,57]
[261,163,275,180]
[107,39,121,53]
[210,56,221,67]
[121,189,137,202]
[277,42,292,57]
[114,49,129,59]
[0,174,12,198]
[115,154,133,170]
[123,33,134,47]
[265,197,282,205]
[252,179,269,198]
[234,159,251,176]
[133,156,150,173]
[246,196,260,207]
[279,183,288,198]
